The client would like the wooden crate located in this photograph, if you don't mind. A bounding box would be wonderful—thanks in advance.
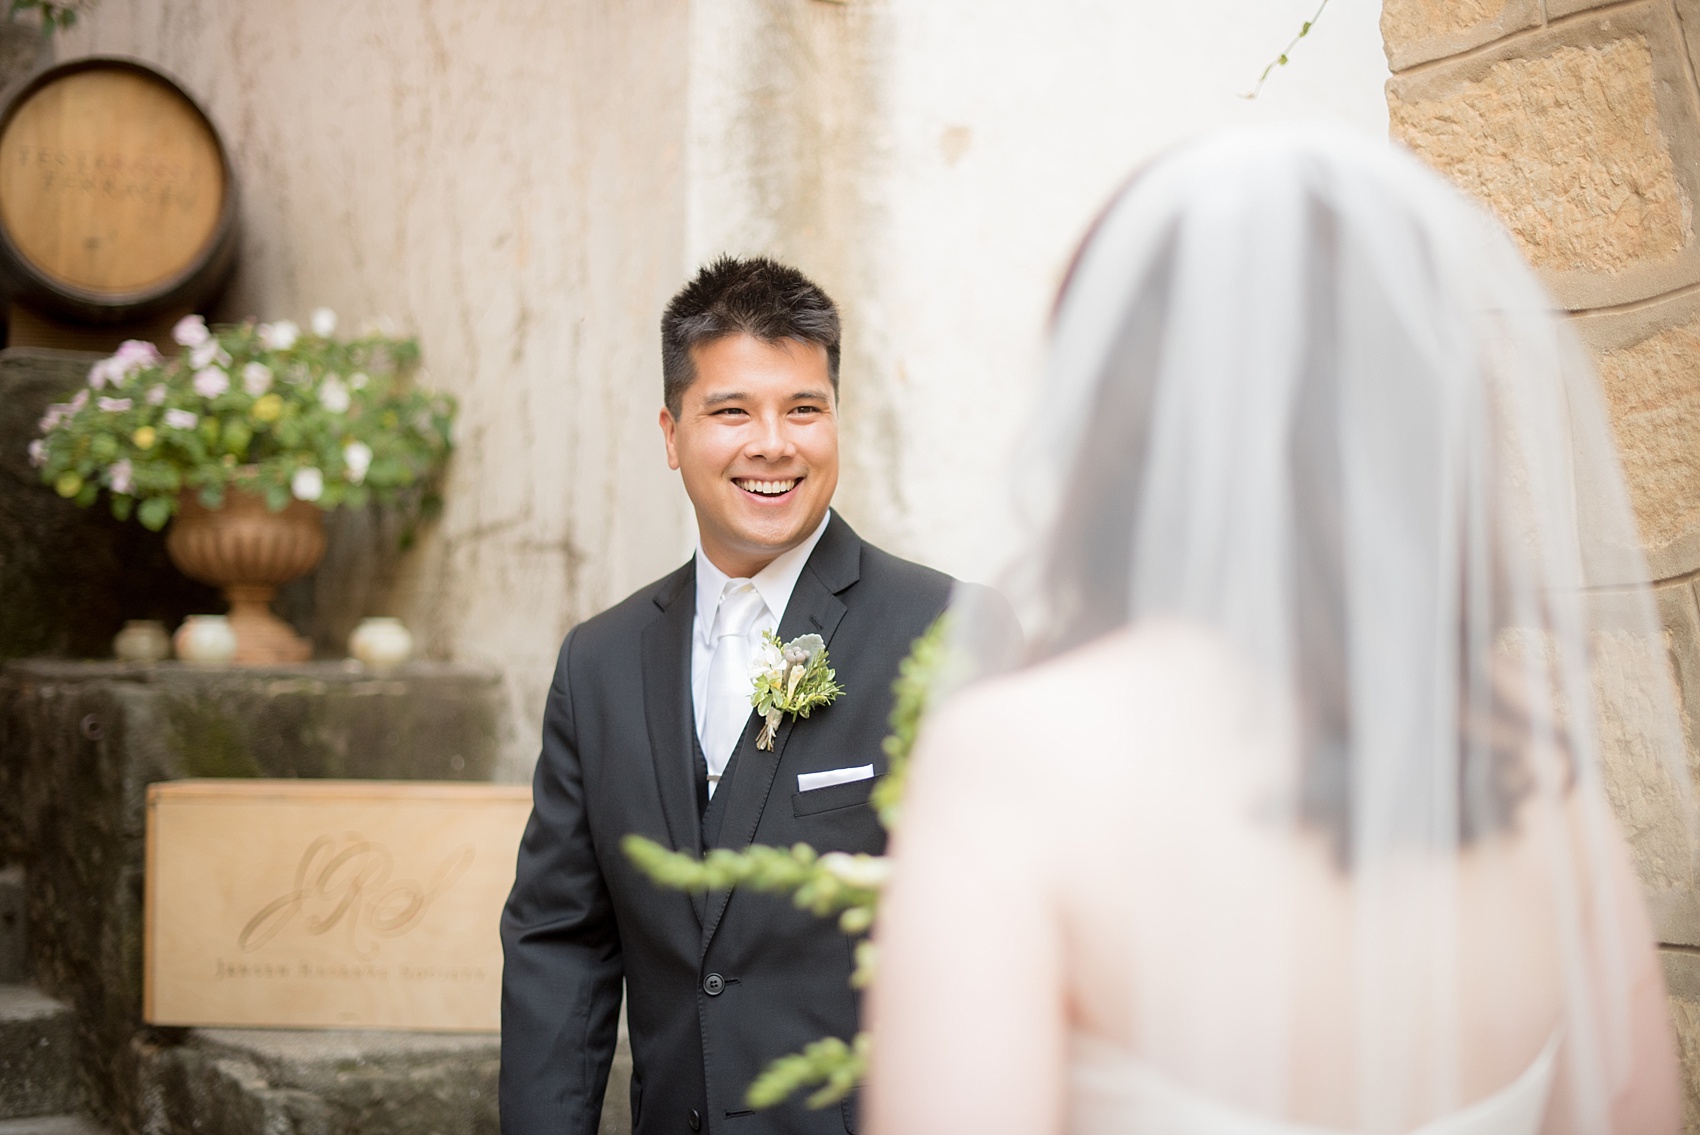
[145,780,531,1032]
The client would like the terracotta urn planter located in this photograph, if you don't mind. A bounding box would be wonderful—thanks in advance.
[165,490,325,663]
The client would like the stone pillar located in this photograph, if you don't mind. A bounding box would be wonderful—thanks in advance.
[1384,0,1700,1122]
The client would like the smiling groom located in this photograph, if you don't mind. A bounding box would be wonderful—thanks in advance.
[500,257,955,1135]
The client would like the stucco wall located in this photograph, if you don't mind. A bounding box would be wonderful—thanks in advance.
[682,0,1391,579]
[54,0,1388,775]
[56,0,695,777]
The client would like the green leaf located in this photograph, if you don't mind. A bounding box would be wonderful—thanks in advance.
[110,495,134,521]
[745,1035,869,1110]
[137,496,172,531]
[222,419,252,456]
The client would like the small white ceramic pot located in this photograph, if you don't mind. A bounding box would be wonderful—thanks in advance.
[114,620,171,663]
[349,617,414,673]
[174,615,238,666]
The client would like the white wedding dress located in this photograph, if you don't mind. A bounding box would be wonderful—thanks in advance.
[1066,1033,1559,1135]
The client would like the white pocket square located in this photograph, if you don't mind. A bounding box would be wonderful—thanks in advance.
[797,765,874,793]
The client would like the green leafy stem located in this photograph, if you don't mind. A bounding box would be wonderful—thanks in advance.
[624,614,953,1109]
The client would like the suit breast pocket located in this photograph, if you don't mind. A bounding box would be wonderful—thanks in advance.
[792,774,881,818]
[790,775,885,855]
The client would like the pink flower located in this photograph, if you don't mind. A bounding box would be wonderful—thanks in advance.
[290,466,324,502]
[260,321,299,351]
[38,404,69,432]
[113,339,162,375]
[68,390,87,413]
[193,367,229,398]
[97,397,133,413]
[242,362,273,396]
[27,439,46,467]
[342,441,372,484]
[87,358,120,389]
[164,409,198,431]
[319,376,350,414]
[172,315,209,347]
[108,459,134,494]
[146,385,167,405]
[190,339,230,370]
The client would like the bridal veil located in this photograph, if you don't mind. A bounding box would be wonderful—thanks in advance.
[933,126,1697,1131]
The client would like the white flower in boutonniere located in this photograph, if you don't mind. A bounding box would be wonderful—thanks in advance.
[748,631,845,751]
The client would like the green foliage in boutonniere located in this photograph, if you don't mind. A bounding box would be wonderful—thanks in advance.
[749,631,845,750]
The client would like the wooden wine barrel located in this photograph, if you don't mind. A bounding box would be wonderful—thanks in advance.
[0,57,237,324]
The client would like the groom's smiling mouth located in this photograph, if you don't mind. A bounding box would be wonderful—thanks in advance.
[735,477,800,498]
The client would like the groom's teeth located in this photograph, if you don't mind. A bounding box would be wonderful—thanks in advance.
[740,479,797,496]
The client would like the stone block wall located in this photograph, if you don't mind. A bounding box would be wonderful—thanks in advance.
[1384,1,1700,1124]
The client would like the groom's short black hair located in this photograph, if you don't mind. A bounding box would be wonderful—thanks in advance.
[661,255,841,415]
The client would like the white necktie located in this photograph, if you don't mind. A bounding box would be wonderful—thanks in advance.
[700,581,767,796]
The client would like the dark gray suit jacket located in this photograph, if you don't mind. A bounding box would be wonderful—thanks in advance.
[500,513,953,1135]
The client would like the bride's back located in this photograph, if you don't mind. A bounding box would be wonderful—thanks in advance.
[954,620,1571,1130]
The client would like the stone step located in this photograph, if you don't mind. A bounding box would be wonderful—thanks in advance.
[0,868,25,984]
[0,985,76,1120]
[0,1117,108,1135]
[139,1025,632,1135]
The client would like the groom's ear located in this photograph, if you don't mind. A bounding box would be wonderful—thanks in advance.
[659,406,682,471]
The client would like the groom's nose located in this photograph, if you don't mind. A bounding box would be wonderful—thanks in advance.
[743,410,793,460]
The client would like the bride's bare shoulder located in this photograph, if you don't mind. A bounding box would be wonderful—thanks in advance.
[919,619,1236,773]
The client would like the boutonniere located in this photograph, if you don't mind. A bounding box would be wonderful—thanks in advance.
[749,631,844,750]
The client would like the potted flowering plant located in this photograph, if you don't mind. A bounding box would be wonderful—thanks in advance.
[31,309,455,662]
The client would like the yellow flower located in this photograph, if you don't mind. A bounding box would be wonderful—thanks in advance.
[132,426,157,450]
[55,472,82,498]
[251,393,284,422]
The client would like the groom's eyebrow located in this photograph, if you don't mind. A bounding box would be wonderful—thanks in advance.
[699,389,831,406]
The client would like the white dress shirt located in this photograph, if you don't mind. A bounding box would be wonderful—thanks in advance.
[691,511,833,783]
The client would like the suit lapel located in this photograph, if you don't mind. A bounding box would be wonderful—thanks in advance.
[700,514,860,952]
[639,563,705,926]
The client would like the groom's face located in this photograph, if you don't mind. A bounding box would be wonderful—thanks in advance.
[660,332,839,579]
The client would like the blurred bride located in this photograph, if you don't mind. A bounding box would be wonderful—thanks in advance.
[866,127,1689,1134]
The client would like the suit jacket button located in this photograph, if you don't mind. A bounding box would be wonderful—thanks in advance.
[703,972,725,996]
[688,1108,702,1131]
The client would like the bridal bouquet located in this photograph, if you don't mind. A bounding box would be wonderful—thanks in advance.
[30,310,455,531]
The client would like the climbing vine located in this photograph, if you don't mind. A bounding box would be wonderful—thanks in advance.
[1245,0,1336,99]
